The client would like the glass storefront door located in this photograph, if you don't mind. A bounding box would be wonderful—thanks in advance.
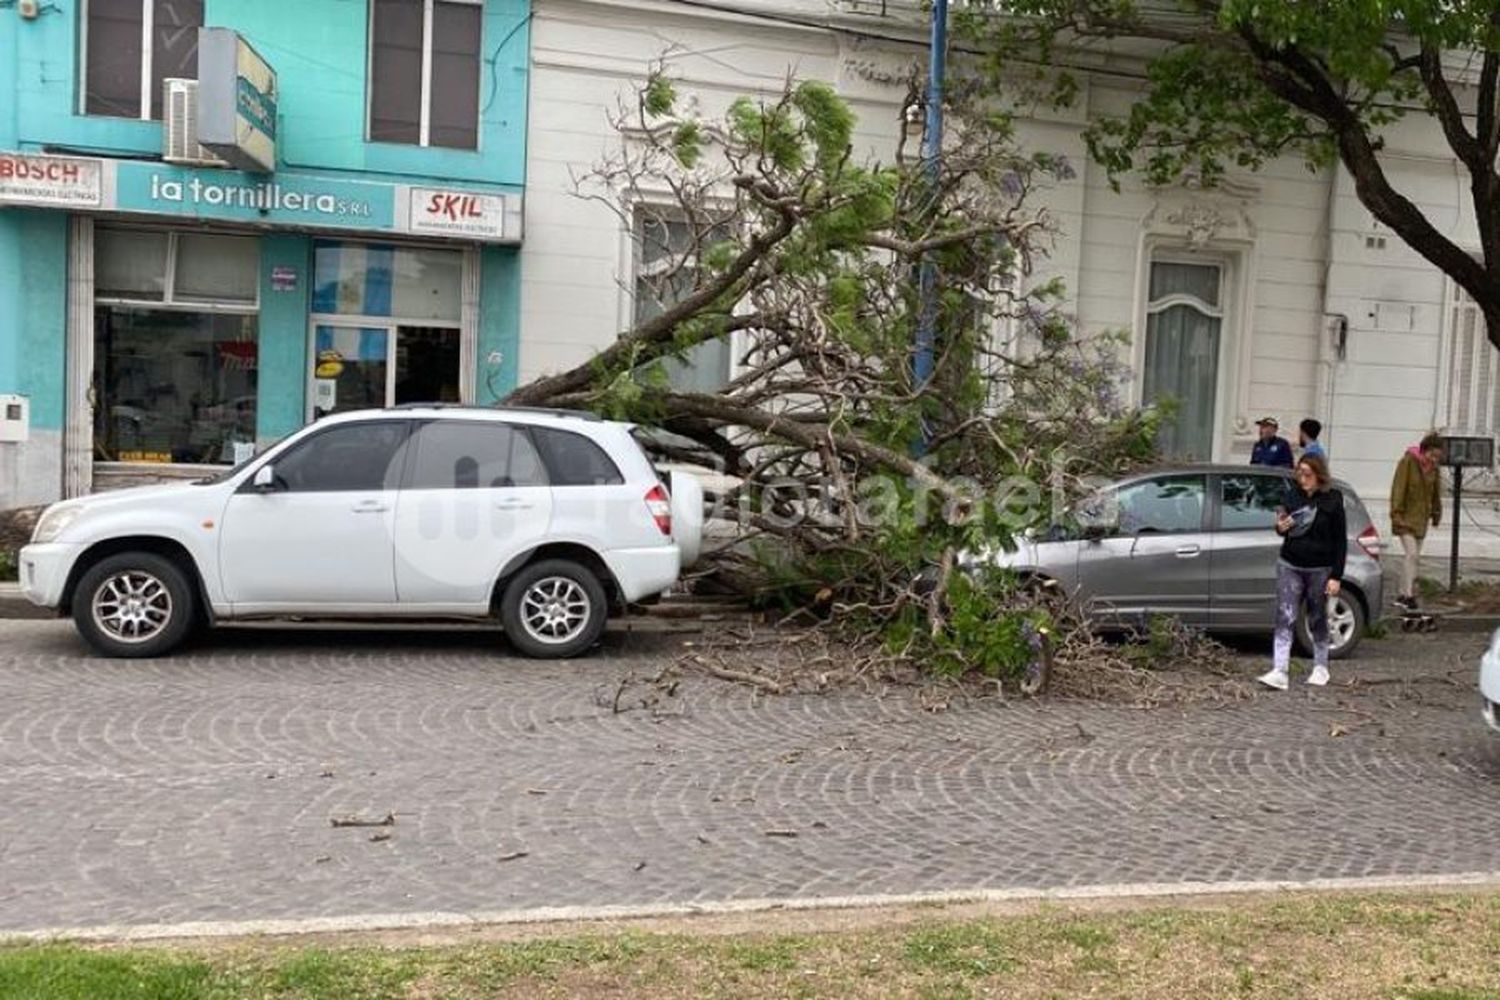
[308,241,466,418]
[312,324,390,417]
[310,323,461,417]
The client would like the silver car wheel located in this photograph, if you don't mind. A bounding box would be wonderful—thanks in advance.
[1327,595,1358,651]
[91,570,173,644]
[519,576,592,646]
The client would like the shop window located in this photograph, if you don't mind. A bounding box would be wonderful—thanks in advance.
[632,209,732,392]
[369,0,482,150]
[174,233,260,304]
[95,309,259,465]
[83,0,205,120]
[312,243,461,321]
[93,227,259,465]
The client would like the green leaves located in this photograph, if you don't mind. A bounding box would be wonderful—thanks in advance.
[958,0,1495,188]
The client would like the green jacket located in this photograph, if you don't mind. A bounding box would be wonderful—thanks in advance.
[1390,451,1441,539]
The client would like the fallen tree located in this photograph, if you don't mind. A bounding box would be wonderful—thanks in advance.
[503,71,1162,680]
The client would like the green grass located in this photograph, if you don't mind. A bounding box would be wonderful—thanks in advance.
[3,892,1500,999]
[0,549,15,583]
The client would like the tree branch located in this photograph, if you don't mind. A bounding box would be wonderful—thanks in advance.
[1417,47,1481,167]
[505,214,798,406]
[1240,30,1495,322]
[653,391,957,497]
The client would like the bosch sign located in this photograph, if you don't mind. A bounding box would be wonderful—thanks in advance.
[0,154,103,207]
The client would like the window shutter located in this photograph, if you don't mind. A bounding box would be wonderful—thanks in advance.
[1444,283,1498,434]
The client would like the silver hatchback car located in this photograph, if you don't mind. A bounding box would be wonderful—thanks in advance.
[992,465,1384,658]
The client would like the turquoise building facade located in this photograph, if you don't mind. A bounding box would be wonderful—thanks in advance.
[0,0,529,506]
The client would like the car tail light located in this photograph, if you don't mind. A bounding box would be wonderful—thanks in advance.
[1357,524,1382,560]
[645,484,672,536]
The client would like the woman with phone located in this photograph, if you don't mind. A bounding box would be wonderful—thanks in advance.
[1258,453,1346,690]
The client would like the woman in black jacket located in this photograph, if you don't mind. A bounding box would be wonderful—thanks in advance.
[1258,453,1346,690]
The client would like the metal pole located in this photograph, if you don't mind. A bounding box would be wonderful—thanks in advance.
[1450,465,1463,593]
[913,0,948,403]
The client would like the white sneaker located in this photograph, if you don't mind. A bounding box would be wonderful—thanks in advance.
[1257,668,1289,691]
[1307,665,1330,687]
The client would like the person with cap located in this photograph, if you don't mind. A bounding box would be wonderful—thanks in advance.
[1299,418,1327,461]
[1250,416,1294,468]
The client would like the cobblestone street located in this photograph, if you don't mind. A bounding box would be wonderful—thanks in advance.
[2,618,1498,933]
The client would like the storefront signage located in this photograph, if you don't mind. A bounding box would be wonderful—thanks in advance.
[119,163,388,227]
[198,28,277,173]
[0,153,103,207]
[407,187,508,240]
[0,153,523,243]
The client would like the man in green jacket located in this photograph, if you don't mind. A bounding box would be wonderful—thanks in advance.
[1390,433,1445,612]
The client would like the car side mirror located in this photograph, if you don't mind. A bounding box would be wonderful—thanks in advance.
[251,465,277,492]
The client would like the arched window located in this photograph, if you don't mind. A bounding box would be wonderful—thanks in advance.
[1141,259,1223,460]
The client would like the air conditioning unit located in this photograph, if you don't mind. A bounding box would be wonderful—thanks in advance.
[162,79,228,167]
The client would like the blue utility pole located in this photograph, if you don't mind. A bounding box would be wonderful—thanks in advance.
[913,0,948,435]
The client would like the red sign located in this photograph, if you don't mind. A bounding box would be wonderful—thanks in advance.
[407,186,506,239]
[0,154,103,207]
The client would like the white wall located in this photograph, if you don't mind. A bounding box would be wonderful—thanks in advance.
[521,0,1496,559]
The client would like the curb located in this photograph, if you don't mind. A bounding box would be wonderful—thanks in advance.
[5,871,1500,943]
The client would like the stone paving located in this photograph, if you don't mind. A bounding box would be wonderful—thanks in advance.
[1,618,1498,932]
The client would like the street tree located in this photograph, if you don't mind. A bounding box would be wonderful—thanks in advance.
[503,71,1158,677]
[957,0,1500,339]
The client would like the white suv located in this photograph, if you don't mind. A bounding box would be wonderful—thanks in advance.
[19,406,703,659]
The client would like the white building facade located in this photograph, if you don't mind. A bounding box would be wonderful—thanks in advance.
[519,0,1500,557]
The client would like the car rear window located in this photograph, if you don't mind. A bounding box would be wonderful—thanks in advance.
[529,426,624,486]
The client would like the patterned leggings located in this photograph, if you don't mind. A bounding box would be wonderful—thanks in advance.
[1274,560,1330,671]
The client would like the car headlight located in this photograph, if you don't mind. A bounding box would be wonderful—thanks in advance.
[31,503,83,543]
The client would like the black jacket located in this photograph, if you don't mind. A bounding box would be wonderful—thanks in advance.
[1278,487,1347,580]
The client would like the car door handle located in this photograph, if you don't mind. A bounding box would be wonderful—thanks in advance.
[494,499,534,511]
[351,501,389,514]
[1175,544,1201,558]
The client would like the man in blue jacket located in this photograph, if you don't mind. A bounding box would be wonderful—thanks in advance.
[1251,416,1294,468]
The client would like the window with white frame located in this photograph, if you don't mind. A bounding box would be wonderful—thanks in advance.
[632,210,733,392]
[83,0,204,120]
[1439,280,1500,437]
[1140,257,1225,461]
[93,227,260,465]
[368,0,482,150]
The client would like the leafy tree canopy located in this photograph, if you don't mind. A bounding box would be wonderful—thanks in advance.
[958,0,1500,335]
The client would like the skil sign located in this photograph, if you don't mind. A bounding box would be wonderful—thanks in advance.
[406,187,512,240]
[0,153,522,243]
[0,154,103,207]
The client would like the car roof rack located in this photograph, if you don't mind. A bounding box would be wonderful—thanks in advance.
[388,402,603,422]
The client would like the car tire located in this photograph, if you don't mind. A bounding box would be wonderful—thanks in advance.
[1296,589,1366,660]
[500,559,609,659]
[72,552,197,659]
